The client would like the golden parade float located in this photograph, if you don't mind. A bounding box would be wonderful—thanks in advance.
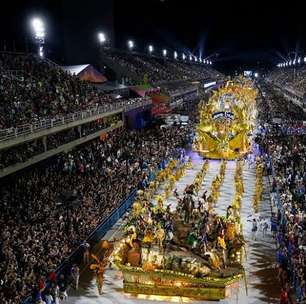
[111,159,246,301]
[194,77,257,160]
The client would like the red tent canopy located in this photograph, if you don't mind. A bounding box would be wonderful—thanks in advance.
[62,64,107,83]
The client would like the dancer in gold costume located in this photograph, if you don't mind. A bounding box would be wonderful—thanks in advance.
[90,248,112,295]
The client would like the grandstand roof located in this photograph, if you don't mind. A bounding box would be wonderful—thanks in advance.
[62,64,107,83]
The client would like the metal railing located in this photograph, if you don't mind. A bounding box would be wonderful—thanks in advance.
[0,98,152,143]
[21,155,175,304]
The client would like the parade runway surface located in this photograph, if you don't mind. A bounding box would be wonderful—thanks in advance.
[66,152,280,304]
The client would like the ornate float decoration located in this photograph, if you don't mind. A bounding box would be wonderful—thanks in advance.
[112,159,246,300]
[194,77,257,159]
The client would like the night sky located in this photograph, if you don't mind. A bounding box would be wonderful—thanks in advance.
[1,0,305,73]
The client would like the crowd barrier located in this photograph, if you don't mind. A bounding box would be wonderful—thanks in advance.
[270,158,302,302]
[0,99,152,143]
[21,187,137,304]
[21,150,182,304]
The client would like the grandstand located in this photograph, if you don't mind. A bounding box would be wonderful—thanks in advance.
[100,48,223,85]
[265,65,306,110]
[0,49,223,176]
[0,47,205,303]
[2,2,306,304]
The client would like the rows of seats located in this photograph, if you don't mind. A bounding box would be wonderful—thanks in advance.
[0,53,137,129]
[259,129,306,303]
[256,82,306,303]
[0,117,119,170]
[266,66,306,96]
[102,49,222,84]
[257,82,306,122]
[0,124,192,304]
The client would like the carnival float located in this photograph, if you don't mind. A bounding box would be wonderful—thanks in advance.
[194,77,258,160]
[102,77,261,300]
[111,158,247,300]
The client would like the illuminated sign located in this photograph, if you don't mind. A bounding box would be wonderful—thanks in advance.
[212,111,234,120]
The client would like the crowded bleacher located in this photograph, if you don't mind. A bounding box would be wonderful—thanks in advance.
[266,65,306,96]
[0,117,121,169]
[0,124,193,304]
[0,24,305,304]
[258,82,306,122]
[101,48,222,85]
[0,52,146,130]
[256,83,306,303]
[0,46,211,303]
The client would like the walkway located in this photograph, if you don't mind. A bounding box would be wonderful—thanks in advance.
[66,152,280,304]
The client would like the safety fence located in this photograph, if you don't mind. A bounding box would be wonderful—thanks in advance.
[270,159,304,303]
[0,98,152,142]
[20,150,182,304]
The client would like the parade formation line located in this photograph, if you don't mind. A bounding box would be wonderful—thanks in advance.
[65,150,279,304]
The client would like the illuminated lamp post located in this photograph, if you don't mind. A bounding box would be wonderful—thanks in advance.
[31,17,45,57]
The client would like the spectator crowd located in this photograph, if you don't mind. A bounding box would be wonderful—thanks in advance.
[266,65,306,96]
[0,124,192,304]
[102,48,222,85]
[0,115,122,170]
[0,52,146,130]
[257,84,306,303]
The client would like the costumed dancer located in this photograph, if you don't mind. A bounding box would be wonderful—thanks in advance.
[90,250,112,295]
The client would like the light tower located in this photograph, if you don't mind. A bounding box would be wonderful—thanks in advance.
[31,17,45,57]
[98,32,106,45]
[128,40,134,51]
[148,45,154,54]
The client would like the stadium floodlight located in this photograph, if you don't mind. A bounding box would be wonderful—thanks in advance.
[194,56,198,62]
[304,56,306,63]
[31,18,45,40]
[163,49,167,57]
[31,17,45,57]
[293,59,296,65]
[98,32,106,44]
[127,40,134,50]
[189,55,192,61]
[199,58,202,63]
[182,53,186,60]
[298,57,301,64]
[174,51,178,59]
[254,72,259,78]
[148,45,154,54]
